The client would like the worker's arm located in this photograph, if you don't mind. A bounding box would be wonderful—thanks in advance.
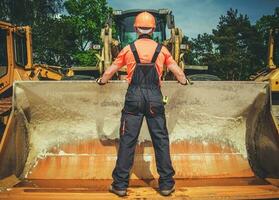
[98,64,119,84]
[97,46,129,85]
[163,46,189,85]
[167,63,189,85]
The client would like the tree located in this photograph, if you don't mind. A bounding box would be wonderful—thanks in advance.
[182,36,196,65]
[0,0,111,67]
[0,0,11,22]
[212,9,263,80]
[30,0,73,66]
[187,9,264,80]
[32,17,78,66]
[63,0,112,65]
[0,0,63,25]
[189,33,220,75]
[256,7,279,41]
[0,0,69,66]
[256,7,279,67]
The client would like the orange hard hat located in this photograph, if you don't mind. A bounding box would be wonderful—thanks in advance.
[134,11,156,28]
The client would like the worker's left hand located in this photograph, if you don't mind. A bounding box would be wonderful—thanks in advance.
[96,78,106,85]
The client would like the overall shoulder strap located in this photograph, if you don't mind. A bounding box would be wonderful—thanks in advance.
[130,42,141,63]
[151,43,163,63]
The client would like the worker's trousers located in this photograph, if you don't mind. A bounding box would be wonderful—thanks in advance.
[112,93,175,190]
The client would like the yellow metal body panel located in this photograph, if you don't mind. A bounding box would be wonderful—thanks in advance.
[269,70,279,91]
[267,29,277,70]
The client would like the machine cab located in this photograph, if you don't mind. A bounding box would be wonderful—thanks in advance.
[113,9,175,48]
[0,21,32,95]
[0,22,11,94]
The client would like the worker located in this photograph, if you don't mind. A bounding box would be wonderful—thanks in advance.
[96,11,189,197]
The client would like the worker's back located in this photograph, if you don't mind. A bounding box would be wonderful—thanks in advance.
[133,37,159,63]
[113,36,176,84]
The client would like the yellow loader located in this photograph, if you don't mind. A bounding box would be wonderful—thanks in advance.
[0,10,279,199]
[0,21,74,139]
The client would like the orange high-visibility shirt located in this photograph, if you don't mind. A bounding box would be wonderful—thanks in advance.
[112,38,177,84]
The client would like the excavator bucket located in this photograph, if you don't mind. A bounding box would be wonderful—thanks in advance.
[0,81,279,189]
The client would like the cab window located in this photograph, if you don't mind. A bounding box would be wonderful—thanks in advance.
[0,29,8,78]
[13,32,27,67]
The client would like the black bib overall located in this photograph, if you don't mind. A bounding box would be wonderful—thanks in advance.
[112,42,175,190]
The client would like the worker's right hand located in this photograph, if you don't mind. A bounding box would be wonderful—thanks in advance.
[180,77,192,85]
[96,78,106,85]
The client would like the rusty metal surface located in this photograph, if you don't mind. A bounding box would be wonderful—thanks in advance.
[2,177,279,199]
[1,182,279,199]
[8,80,269,180]
[26,140,253,179]
[15,177,269,189]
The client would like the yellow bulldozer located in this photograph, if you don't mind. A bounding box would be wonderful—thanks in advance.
[0,21,74,137]
[0,10,279,199]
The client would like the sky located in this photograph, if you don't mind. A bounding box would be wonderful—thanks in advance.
[107,0,279,39]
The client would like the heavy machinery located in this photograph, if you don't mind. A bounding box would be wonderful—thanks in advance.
[0,21,72,89]
[73,9,198,80]
[0,21,74,138]
[0,10,279,199]
[77,9,218,81]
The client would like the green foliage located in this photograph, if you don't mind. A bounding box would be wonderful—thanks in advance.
[256,7,279,66]
[0,0,64,25]
[213,9,263,80]
[256,7,279,40]
[182,36,196,65]
[0,0,72,66]
[60,0,112,66]
[0,0,111,67]
[64,0,112,51]
[188,8,264,80]
[73,50,98,66]
[32,17,78,66]
[190,33,216,66]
